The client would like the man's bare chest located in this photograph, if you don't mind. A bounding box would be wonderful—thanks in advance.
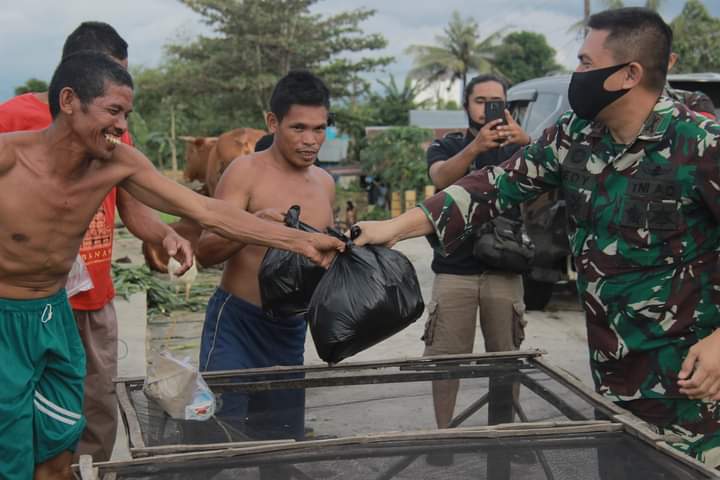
[0,162,115,232]
[247,177,333,229]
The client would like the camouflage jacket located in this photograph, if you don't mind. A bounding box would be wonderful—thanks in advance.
[421,97,720,403]
[664,84,716,118]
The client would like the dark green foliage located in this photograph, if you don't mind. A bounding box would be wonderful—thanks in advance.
[671,0,720,74]
[132,0,392,168]
[360,127,433,193]
[406,11,504,94]
[112,264,212,318]
[14,78,48,95]
[493,31,564,85]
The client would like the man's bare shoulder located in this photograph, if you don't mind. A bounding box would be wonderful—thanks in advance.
[309,164,333,182]
[0,131,43,173]
[223,152,267,182]
[309,164,336,192]
[212,152,268,200]
[107,142,153,173]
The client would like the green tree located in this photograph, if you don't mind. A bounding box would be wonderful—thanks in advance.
[14,78,48,95]
[130,65,196,171]
[360,127,433,193]
[368,75,428,126]
[406,11,504,95]
[332,75,428,163]
[493,31,563,84]
[162,0,392,125]
[671,0,720,73]
[434,99,461,110]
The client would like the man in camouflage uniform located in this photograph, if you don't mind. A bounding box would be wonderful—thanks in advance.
[664,51,716,119]
[354,7,720,468]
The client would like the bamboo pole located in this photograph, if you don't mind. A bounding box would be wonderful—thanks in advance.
[424,185,436,200]
[390,191,402,217]
[404,190,417,212]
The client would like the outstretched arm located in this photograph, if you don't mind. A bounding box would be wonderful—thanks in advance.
[117,187,194,274]
[195,158,282,267]
[354,114,567,251]
[118,147,343,266]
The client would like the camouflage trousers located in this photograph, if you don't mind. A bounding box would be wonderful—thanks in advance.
[617,397,720,468]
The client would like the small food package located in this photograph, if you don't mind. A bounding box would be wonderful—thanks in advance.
[143,351,215,421]
[65,254,94,298]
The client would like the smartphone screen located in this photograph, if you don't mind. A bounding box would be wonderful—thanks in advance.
[484,100,506,126]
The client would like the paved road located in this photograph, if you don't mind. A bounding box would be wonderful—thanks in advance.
[111,233,592,460]
[114,233,590,382]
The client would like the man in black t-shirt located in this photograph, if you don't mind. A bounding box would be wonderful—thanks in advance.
[423,74,532,443]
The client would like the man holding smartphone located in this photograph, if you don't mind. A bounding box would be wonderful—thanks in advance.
[423,74,531,464]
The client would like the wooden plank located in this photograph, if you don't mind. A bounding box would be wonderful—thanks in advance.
[207,364,522,392]
[131,439,296,456]
[115,381,146,450]
[518,374,587,421]
[114,350,546,384]
[535,358,720,478]
[448,393,489,428]
[532,357,626,416]
[78,455,97,480]
[651,440,720,478]
[81,421,622,470]
[513,399,556,480]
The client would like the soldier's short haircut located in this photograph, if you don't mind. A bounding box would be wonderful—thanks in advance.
[269,70,330,122]
[61,21,128,62]
[49,51,133,119]
[587,7,672,92]
[463,74,508,109]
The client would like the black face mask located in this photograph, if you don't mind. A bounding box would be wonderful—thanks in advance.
[568,63,631,120]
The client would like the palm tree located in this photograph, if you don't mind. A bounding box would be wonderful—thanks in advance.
[405,11,504,95]
[369,74,429,126]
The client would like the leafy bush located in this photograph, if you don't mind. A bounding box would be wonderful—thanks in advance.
[112,264,210,318]
[359,207,391,221]
[360,127,433,193]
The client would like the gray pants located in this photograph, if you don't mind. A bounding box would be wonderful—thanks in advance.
[73,302,118,462]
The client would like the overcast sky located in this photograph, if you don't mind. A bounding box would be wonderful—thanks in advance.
[1,0,718,102]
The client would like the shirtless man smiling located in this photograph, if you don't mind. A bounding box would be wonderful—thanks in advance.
[196,71,335,444]
[0,54,342,480]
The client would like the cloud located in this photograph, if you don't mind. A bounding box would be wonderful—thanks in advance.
[0,0,206,101]
[1,0,718,102]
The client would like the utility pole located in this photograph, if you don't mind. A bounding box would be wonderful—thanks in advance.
[583,0,591,36]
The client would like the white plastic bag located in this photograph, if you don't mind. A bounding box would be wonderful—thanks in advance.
[143,351,215,421]
[65,255,94,298]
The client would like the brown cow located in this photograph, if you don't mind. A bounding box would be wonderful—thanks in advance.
[143,129,265,272]
[182,136,218,183]
[206,128,266,196]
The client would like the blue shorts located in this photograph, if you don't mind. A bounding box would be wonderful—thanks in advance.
[199,288,306,440]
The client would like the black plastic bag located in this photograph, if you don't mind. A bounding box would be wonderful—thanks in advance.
[258,206,326,317]
[307,228,425,364]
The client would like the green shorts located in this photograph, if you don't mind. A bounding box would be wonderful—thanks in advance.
[0,290,86,478]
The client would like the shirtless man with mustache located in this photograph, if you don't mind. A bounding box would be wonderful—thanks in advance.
[0,53,342,480]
